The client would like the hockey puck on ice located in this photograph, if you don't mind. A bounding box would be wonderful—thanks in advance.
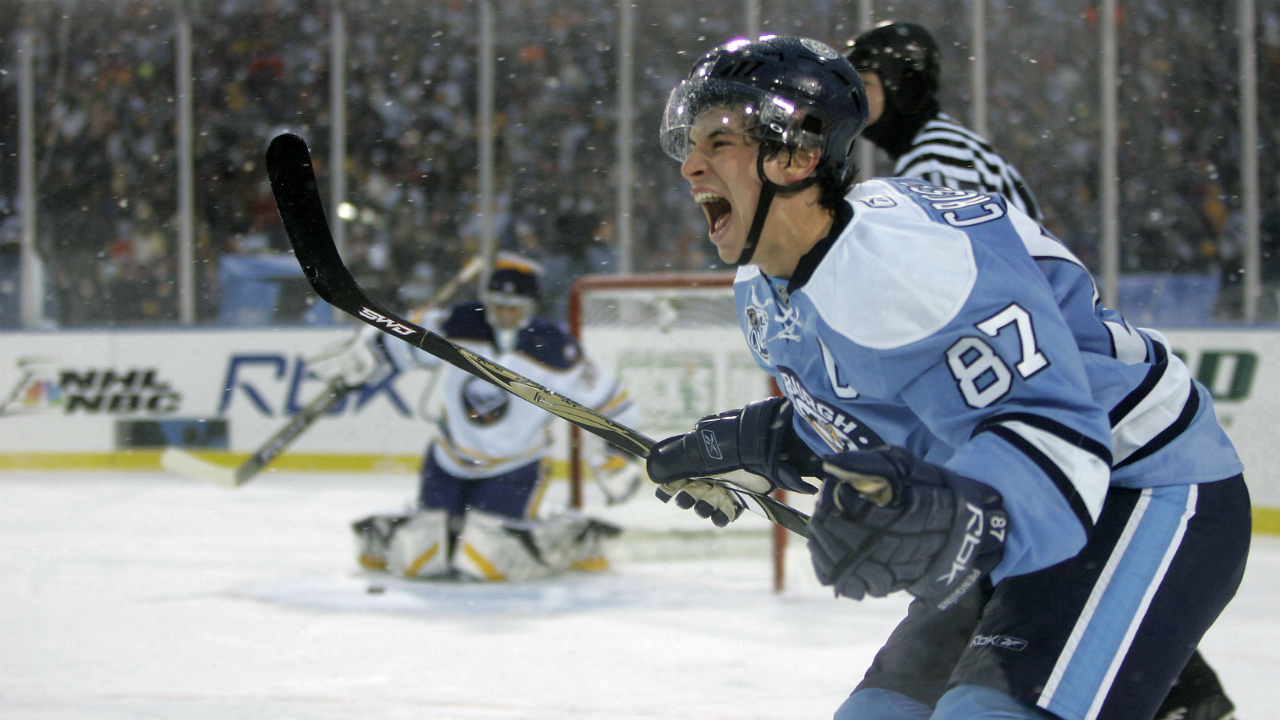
[367,585,385,594]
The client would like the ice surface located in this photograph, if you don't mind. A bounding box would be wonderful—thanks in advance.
[1,470,1276,719]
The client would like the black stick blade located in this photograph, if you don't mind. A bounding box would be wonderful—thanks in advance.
[266,133,341,307]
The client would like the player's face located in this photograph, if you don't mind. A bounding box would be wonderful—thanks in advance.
[679,107,765,264]
[860,71,885,125]
[486,300,532,330]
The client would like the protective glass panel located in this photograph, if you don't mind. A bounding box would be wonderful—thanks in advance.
[1,1,1273,329]
[759,0,857,44]
[1262,6,1280,322]
[1113,3,1238,324]
[342,0,481,313]
[986,0,1097,259]
[191,0,328,325]
[0,9,18,329]
[29,0,177,327]
[633,1,747,274]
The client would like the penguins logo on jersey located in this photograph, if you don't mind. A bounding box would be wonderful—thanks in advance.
[461,376,510,425]
[745,305,771,362]
[747,280,773,358]
[776,368,884,452]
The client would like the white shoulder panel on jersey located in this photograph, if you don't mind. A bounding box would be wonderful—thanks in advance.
[1008,206,1085,268]
[734,264,761,283]
[1106,317,1148,365]
[805,184,977,350]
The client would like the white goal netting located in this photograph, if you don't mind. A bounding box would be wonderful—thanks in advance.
[568,274,773,442]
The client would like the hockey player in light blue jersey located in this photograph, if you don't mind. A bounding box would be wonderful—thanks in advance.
[848,23,1236,720]
[647,36,1250,720]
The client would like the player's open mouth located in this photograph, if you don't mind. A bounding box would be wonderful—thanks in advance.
[695,192,733,240]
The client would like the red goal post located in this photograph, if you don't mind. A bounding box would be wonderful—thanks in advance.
[566,272,790,591]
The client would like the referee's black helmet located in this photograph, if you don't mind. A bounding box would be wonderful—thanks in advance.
[846,22,941,116]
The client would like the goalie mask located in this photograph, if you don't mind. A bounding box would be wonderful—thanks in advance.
[482,253,541,346]
[660,36,868,265]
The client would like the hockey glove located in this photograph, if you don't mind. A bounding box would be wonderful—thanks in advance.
[807,447,1008,610]
[646,397,821,497]
[306,334,385,388]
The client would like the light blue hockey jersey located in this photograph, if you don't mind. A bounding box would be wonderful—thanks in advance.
[735,178,1242,581]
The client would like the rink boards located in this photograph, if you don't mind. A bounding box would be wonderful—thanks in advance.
[0,325,1278,528]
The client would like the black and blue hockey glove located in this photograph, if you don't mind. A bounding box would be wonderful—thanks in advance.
[647,396,821,495]
[807,446,1008,610]
[646,397,821,527]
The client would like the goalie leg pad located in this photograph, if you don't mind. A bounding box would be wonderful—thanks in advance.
[352,513,412,571]
[453,511,549,582]
[529,511,623,573]
[453,510,622,581]
[384,509,452,579]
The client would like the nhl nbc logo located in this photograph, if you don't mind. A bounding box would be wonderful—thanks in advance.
[0,358,63,416]
[1,358,181,415]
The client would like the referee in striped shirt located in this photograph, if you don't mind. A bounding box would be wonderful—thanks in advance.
[847,21,1043,222]
[847,21,1236,720]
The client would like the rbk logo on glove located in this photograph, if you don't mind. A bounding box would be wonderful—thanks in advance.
[940,502,987,586]
[807,446,1008,609]
[647,397,819,496]
[701,429,724,460]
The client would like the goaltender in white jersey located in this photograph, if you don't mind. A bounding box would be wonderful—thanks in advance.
[307,253,640,581]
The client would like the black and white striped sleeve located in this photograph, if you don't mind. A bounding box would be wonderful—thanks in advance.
[894,114,1044,222]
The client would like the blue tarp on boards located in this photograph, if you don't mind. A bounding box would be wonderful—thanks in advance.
[1117,273,1221,327]
[218,254,332,327]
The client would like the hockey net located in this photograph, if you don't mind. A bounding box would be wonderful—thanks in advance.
[566,272,792,591]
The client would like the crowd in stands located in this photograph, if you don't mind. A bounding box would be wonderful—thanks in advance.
[0,0,1277,327]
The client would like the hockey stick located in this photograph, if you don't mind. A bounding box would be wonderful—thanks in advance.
[161,378,346,488]
[163,254,485,488]
[266,132,809,537]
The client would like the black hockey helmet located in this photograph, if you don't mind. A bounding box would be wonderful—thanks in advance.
[660,36,868,264]
[846,21,941,116]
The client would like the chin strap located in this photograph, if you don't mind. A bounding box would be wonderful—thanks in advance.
[733,150,820,267]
